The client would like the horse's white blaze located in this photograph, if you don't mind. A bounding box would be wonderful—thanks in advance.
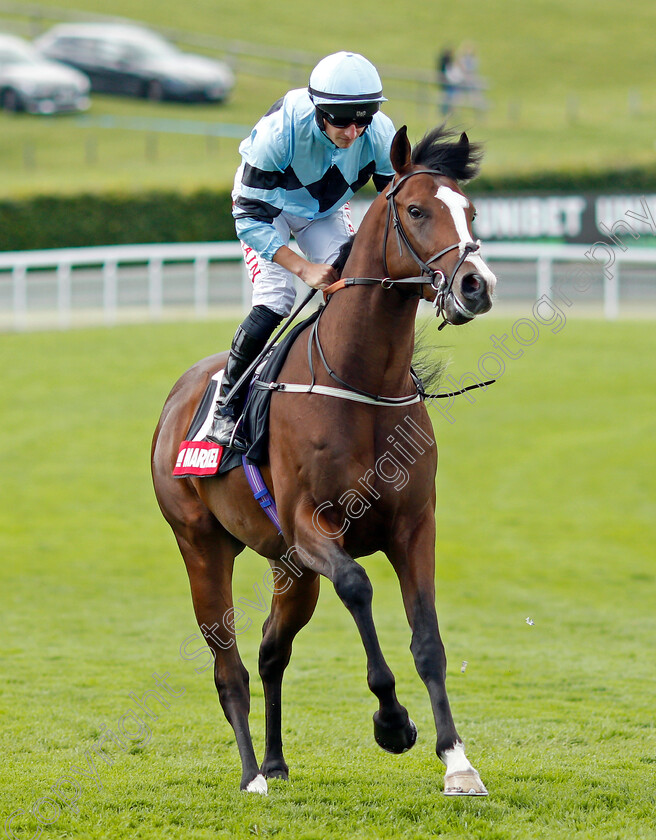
[442,742,475,774]
[245,774,268,795]
[435,185,497,294]
[435,186,471,254]
[465,253,497,292]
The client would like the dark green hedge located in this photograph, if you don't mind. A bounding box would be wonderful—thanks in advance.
[2,163,656,251]
[472,165,656,194]
[0,190,235,252]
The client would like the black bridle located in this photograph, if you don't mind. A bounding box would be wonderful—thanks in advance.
[304,172,494,404]
[382,168,482,327]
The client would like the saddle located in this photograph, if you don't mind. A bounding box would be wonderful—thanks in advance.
[174,308,321,478]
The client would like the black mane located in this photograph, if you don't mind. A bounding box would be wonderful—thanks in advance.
[332,235,355,277]
[411,125,483,182]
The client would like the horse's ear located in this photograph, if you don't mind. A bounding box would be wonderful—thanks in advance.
[459,132,470,153]
[390,125,412,175]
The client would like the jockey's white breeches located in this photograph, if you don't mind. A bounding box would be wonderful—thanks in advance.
[242,204,354,317]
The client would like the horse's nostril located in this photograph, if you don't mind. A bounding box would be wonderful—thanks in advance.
[461,274,483,298]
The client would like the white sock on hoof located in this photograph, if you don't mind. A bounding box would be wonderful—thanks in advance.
[442,743,488,796]
[442,742,474,774]
[245,774,268,795]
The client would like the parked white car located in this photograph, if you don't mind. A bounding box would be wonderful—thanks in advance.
[0,33,90,114]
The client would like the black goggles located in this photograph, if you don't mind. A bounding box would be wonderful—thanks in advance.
[317,104,378,129]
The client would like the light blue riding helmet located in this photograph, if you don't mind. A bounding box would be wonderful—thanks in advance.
[308,51,387,123]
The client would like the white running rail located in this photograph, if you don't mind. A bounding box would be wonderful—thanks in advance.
[1,240,655,330]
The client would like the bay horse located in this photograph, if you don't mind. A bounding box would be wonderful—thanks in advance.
[152,125,497,796]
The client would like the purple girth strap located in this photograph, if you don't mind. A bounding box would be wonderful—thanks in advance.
[241,456,282,535]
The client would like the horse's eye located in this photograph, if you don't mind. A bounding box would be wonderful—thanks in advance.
[408,206,423,219]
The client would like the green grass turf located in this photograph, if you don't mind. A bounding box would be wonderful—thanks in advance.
[1,0,656,196]
[0,316,654,839]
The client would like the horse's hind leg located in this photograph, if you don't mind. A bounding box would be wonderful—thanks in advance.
[173,516,266,794]
[389,509,487,795]
[258,564,320,780]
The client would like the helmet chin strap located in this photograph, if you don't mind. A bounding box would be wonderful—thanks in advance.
[314,110,341,148]
[314,105,326,132]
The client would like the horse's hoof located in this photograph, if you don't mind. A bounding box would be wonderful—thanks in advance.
[373,713,418,754]
[260,762,289,781]
[244,774,268,795]
[443,769,488,796]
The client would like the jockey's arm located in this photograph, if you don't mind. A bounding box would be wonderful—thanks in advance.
[272,245,337,290]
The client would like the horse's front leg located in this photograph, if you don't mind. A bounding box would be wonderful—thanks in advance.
[293,507,417,755]
[389,507,488,795]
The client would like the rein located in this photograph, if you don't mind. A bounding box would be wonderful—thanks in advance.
[254,301,493,407]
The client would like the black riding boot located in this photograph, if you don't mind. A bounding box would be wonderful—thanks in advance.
[205,306,282,452]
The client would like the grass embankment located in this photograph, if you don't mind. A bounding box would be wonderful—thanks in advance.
[0,317,654,838]
[1,0,656,196]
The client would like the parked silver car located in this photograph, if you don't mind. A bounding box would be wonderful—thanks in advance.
[35,23,234,103]
[0,33,90,114]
